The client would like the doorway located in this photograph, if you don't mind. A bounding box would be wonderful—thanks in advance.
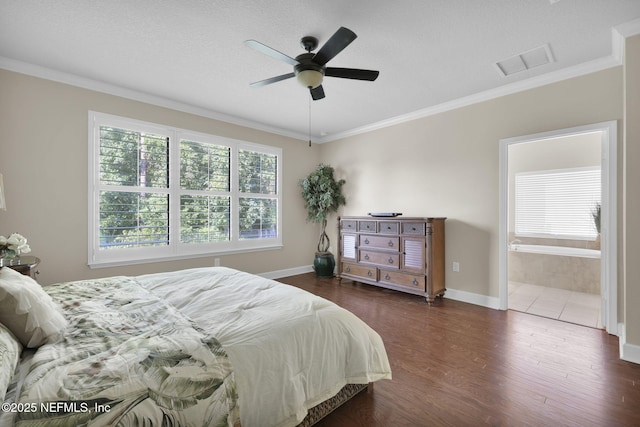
[498,121,618,335]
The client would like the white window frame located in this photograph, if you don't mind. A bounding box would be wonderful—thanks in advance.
[88,111,282,268]
[514,166,601,240]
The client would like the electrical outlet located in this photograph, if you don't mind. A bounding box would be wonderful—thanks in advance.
[214,258,221,267]
[452,262,460,272]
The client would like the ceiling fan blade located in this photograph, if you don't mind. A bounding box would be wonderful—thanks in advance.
[244,40,299,66]
[249,73,295,87]
[310,85,325,100]
[313,27,357,66]
[325,67,380,81]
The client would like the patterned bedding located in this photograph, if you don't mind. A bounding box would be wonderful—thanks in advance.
[7,276,239,426]
[3,267,392,427]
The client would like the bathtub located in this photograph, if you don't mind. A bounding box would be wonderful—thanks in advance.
[509,243,601,259]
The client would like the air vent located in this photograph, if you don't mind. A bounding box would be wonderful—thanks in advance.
[495,44,555,77]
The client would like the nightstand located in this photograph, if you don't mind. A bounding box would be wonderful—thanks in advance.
[0,256,40,280]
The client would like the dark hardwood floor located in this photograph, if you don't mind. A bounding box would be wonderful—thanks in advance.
[277,273,640,427]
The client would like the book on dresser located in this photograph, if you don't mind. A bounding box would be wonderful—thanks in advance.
[338,216,446,304]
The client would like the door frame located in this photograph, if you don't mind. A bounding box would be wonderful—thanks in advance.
[498,121,618,335]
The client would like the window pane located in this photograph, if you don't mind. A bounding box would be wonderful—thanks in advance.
[99,191,169,249]
[180,140,230,191]
[239,197,277,239]
[180,195,231,243]
[238,149,277,194]
[100,126,168,188]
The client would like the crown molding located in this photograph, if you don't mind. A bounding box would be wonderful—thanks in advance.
[3,18,637,146]
[0,56,308,142]
[321,22,636,143]
[321,53,622,143]
[614,17,640,38]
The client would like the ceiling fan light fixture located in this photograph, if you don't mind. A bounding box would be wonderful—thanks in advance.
[296,69,324,88]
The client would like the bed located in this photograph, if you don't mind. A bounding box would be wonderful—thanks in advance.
[0,266,391,426]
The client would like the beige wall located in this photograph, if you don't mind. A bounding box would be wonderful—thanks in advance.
[624,34,640,347]
[0,70,320,284]
[320,68,623,300]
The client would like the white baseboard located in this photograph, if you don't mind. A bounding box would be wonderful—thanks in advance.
[259,265,314,280]
[261,266,504,310]
[618,322,640,365]
[445,287,501,310]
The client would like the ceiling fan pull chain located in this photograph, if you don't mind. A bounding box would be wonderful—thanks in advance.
[308,96,312,147]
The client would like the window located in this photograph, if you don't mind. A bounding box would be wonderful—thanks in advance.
[515,167,600,240]
[89,112,282,267]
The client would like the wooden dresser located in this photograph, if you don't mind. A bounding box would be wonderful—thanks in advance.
[338,216,446,304]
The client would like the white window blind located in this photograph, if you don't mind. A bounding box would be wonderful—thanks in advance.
[515,167,600,240]
[89,112,282,267]
[179,140,231,244]
[98,126,170,250]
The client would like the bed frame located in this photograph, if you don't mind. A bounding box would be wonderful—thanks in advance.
[297,383,371,426]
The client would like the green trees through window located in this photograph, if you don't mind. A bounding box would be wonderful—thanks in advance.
[89,112,281,266]
[180,140,231,244]
[99,127,170,249]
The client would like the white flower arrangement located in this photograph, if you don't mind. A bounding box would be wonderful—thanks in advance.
[0,233,31,258]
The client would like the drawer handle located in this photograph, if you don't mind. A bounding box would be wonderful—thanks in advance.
[412,278,418,285]
[367,270,373,277]
[364,238,370,244]
[388,257,394,264]
[412,227,416,231]
[346,266,351,272]
[384,273,391,280]
[388,240,394,247]
[364,254,370,260]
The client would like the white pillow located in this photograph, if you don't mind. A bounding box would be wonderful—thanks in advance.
[0,322,22,402]
[0,267,67,348]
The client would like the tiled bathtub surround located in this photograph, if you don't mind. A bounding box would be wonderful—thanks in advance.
[508,236,601,294]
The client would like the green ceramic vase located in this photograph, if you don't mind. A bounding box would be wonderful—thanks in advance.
[313,252,335,278]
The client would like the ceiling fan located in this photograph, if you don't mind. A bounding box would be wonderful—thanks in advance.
[245,27,379,100]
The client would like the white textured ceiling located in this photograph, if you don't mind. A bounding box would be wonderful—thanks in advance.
[1,0,640,142]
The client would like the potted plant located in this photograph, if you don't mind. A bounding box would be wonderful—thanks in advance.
[591,202,601,248]
[299,164,346,277]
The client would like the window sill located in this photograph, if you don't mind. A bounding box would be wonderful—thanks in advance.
[88,244,283,269]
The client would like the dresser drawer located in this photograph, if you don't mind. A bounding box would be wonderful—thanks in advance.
[379,270,425,291]
[357,221,377,233]
[401,222,426,235]
[341,262,377,280]
[360,250,400,268]
[359,235,399,250]
[340,220,357,231]
[378,221,399,234]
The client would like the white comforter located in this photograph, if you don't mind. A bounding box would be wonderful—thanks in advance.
[137,267,391,427]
